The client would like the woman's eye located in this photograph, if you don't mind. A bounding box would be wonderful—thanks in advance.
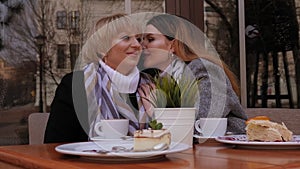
[147,37,154,42]
[136,36,143,43]
[121,35,130,41]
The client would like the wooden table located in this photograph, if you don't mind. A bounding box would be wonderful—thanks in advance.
[0,139,300,169]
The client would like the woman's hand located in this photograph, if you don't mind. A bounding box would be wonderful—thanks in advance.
[138,83,156,117]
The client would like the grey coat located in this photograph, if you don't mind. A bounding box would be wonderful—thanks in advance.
[187,58,248,134]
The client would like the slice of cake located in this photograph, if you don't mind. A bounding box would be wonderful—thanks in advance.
[246,117,293,142]
[133,129,171,152]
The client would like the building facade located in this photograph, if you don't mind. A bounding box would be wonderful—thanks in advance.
[36,0,165,108]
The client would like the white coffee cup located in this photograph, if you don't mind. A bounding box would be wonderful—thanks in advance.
[94,119,129,139]
[194,118,227,138]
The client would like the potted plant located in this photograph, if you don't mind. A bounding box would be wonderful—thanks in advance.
[149,75,200,108]
[147,75,201,146]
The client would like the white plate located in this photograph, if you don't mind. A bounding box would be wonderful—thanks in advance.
[90,136,133,141]
[193,134,217,139]
[55,141,190,161]
[215,135,300,149]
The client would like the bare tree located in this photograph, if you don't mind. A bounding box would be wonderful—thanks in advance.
[2,0,56,66]
[0,0,24,50]
[204,0,239,77]
[4,0,92,110]
[58,0,93,70]
[5,0,92,83]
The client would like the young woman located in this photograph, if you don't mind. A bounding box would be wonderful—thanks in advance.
[139,14,247,134]
[44,14,144,143]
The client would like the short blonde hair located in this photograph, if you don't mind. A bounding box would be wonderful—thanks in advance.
[77,13,138,69]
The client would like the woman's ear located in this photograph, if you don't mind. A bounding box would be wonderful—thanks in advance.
[96,52,107,62]
[96,52,104,58]
[169,39,176,53]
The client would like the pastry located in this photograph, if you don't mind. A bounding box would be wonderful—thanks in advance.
[133,129,171,152]
[246,116,293,142]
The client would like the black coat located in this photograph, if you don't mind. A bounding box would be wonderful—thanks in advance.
[44,71,89,143]
[44,68,159,143]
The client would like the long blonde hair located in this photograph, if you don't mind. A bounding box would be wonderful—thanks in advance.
[146,14,240,96]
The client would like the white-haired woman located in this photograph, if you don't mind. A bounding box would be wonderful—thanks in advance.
[44,13,144,143]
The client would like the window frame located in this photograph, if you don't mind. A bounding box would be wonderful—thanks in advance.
[56,11,67,29]
[69,11,80,30]
[70,44,80,69]
[56,44,66,69]
[238,0,247,107]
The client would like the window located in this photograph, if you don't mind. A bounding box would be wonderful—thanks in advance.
[56,11,67,29]
[238,0,300,108]
[57,45,66,69]
[70,44,80,69]
[69,11,80,30]
[202,0,300,108]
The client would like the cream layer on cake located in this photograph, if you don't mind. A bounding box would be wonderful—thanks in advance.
[133,129,171,152]
[246,120,293,142]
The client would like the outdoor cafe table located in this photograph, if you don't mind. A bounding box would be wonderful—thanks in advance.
[0,139,300,169]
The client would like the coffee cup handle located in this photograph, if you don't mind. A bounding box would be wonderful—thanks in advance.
[194,120,203,134]
[94,122,104,137]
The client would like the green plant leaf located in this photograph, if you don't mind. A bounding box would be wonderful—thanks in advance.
[149,119,163,130]
[149,119,157,129]
[155,122,163,130]
[149,75,201,108]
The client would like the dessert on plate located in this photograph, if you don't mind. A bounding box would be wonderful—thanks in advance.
[133,120,171,152]
[133,129,171,152]
[245,116,293,142]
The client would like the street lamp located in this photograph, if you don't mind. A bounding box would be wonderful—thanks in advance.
[35,34,46,113]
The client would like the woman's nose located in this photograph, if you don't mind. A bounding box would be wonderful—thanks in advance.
[141,40,148,49]
[131,38,141,48]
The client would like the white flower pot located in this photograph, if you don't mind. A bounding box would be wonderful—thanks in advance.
[154,107,196,147]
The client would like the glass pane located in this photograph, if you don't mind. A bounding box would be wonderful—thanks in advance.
[204,0,299,108]
[56,11,67,29]
[245,0,299,108]
[204,1,241,92]
[70,44,80,69]
[69,11,80,29]
[57,45,66,69]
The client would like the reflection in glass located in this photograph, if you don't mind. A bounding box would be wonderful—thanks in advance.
[245,0,299,108]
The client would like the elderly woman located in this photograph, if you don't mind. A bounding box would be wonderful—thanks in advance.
[44,14,143,143]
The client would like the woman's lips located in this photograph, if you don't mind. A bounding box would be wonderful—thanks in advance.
[126,51,141,57]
